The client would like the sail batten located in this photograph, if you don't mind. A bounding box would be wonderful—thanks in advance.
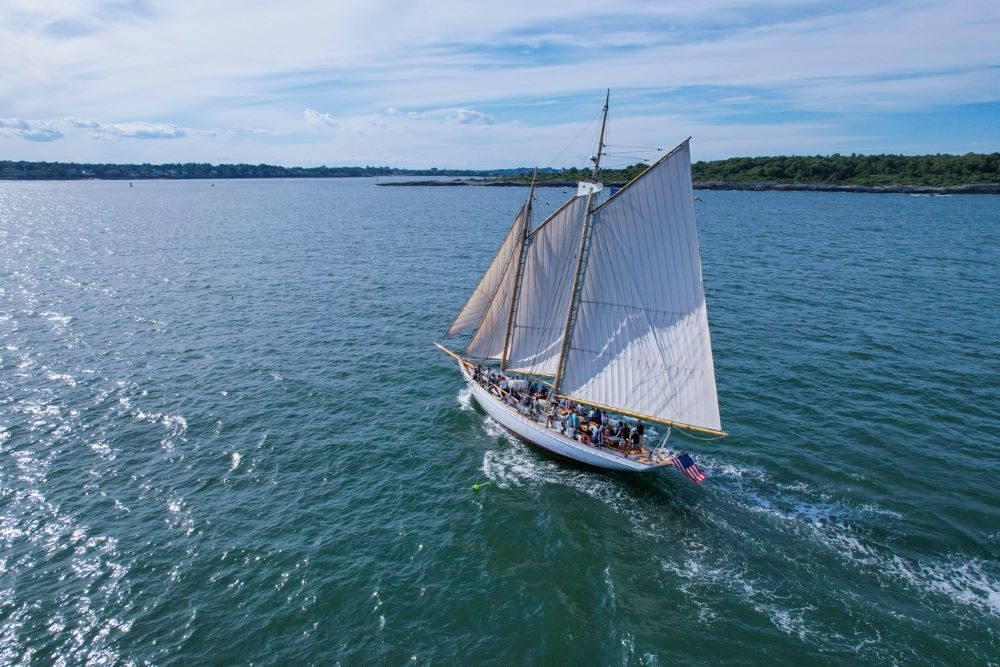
[559,140,722,431]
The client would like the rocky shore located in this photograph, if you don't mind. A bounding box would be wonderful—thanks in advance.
[377,179,1000,195]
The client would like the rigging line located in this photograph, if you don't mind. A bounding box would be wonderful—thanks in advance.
[547,107,602,169]
[605,144,663,151]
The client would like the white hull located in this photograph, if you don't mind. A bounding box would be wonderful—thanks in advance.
[460,363,665,472]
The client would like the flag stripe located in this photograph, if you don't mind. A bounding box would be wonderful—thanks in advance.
[671,453,706,484]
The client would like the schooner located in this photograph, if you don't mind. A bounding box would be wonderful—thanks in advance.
[436,92,725,473]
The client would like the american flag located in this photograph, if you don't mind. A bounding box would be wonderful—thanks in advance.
[672,453,706,484]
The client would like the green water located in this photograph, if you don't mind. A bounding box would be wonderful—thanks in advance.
[0,179,997,664]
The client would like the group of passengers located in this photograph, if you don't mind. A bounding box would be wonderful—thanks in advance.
[471,362,644,455]
[550,402,644,453]
[474,364,549,409]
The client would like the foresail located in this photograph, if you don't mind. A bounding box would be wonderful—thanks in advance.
[559,141,722,431]
[465,245,518,359]
[504,195,587,376]
[447,205,527,336]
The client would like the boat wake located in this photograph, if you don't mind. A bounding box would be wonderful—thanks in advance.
[456,387,473,412]
[475,410,999,658]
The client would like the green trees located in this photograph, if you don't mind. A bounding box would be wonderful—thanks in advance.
[1,154,997,185]
[689,153,1000,186]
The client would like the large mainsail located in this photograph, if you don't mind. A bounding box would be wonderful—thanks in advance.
[447,205,528,336]
[558,140,722,432]
[504,195,588,376]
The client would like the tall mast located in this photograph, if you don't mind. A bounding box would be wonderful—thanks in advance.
[553,90,609,395]
[590,89,610,181]
[501,170,535,370]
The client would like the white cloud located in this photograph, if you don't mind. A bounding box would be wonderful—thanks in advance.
[450,108,493,125]
[303,109,339,131]
[0,117,63,142]
[69,118,199,139]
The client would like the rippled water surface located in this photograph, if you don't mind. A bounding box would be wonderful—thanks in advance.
[1,179,997,664]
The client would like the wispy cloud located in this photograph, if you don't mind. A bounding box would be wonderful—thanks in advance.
[0,0,997,165]
[69,117,204,139]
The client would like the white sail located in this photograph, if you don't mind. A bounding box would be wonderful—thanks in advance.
[447,205,528,335]
[465,246,517,359]
[559,141,722,431]
[504,195,587,376]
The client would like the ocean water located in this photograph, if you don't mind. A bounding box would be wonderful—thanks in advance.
[0,178,997,665]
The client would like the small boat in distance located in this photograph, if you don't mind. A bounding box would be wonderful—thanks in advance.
[436,92,725,473]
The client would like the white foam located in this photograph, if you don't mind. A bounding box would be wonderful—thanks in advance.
[45,371,76,387]
[41,311,72,326]
[456,387,472,411]
[662,555,816,640]
[161,414,187,431]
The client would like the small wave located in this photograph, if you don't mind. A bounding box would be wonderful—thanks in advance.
[166,496,195,535]
[161,414,187,431]
[89,440,116,461]
[820,523,1000,617]
[45,371,77,387]
[229,452,242,471]
[664,552,819,641]
[915,558,1000,617]
[40,311,72,326]
[699,455,769,482]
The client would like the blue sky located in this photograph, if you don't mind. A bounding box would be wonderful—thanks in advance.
[0,0,997,168]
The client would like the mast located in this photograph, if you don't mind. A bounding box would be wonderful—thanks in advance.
[553,90,609,394]
[500,170,535,370]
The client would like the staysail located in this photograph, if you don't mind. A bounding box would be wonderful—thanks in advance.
[447,204,528,336]
[558,140,722,432]
[466,244,518,359]
[504,195,587,376]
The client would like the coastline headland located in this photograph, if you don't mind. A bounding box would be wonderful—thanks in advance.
[376,179,1000,195]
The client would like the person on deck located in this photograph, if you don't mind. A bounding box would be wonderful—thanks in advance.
[616,422,630,450]
[636,419,645,446]
[545,400,558,428]
[630,426,641,452]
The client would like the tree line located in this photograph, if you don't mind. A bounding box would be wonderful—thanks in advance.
[689,153,1000,186]
[1,153,997,186]
[0,161,537,180]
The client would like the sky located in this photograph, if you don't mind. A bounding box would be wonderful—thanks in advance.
[0,0,998,168]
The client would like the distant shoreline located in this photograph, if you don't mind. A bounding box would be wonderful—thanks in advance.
[3,152,997,190]
[376,179,1000,195]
